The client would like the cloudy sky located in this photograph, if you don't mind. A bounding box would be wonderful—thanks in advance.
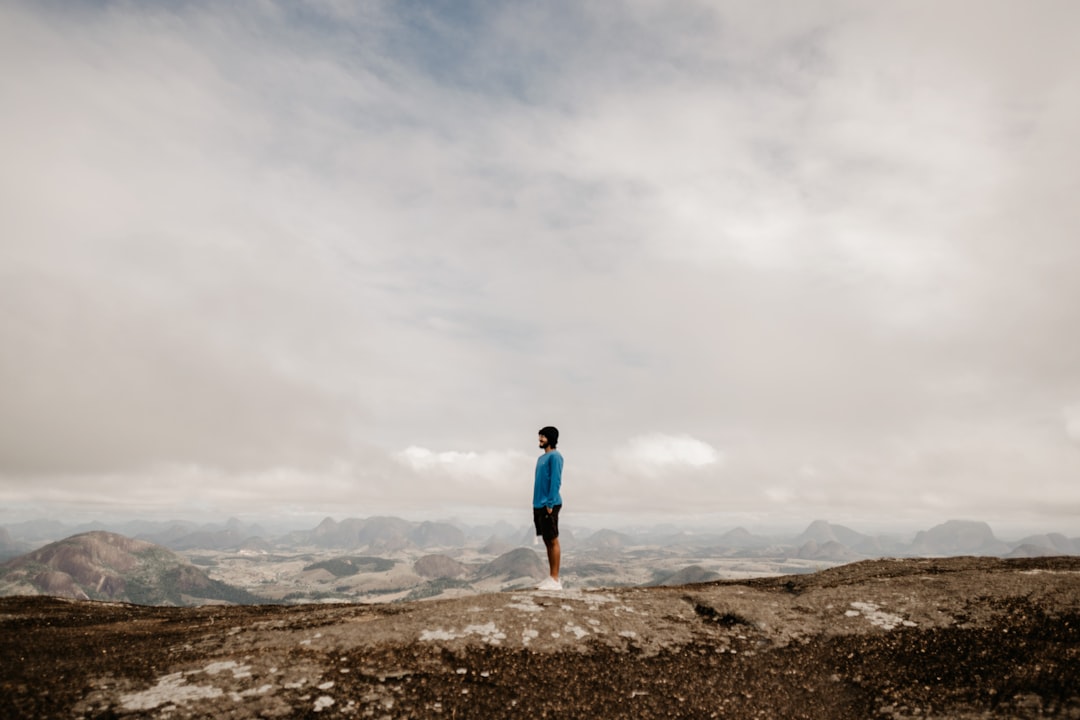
[2,0,1079,534]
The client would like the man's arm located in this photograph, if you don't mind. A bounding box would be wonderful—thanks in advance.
[545,453,563,511]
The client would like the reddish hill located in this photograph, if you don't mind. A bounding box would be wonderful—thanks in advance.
[0,531,264,606]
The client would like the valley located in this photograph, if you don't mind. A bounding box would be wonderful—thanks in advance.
[183,544,833,604]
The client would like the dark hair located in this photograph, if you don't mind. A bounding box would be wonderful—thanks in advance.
[539,426,559,448]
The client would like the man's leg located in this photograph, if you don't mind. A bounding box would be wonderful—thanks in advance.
[544,537,560,581]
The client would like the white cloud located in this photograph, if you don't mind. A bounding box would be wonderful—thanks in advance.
[1,1,1079,530]
[1064,405,1080,442]
[612,434,723,477]
[395,447,529,482]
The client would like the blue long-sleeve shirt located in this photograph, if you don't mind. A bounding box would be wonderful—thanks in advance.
[533,450,563,509]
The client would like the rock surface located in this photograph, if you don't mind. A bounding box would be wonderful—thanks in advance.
[1,556,1078,719]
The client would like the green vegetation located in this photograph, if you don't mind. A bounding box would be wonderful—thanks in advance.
[282,590,354,603]
[302,556,395,577]
[401,578,474,602]
[125,561,276,606]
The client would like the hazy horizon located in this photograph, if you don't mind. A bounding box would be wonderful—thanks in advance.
[3,2,1079,535]
[4,507,1077,544]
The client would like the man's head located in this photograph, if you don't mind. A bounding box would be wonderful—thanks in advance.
[538,426,559,450]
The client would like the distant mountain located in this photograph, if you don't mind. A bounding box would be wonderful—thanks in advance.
[0,527,30,561]
[581,529,632,550]
[291,516,453,551]
[1006,544,1065,559]
[305,517,363,547]
[357,517,414,551]
[716,527,771,549]
[0,532,267,605]
[288,517,360,549]
[478,548,546,581]
[130,518,269,552]
[909,520,1010,556]
[409,522,466,549]
[162,529,248,551]
[793,521,908,557]
[1013,533,1077,555]
[2,519,276,551]
[463,520,520,542]
[796,540,864,563]
[850,534,908,557]
[796,520,872,548]
[131,521,203,546]
[3,519,71,544]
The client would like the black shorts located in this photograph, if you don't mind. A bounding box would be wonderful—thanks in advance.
[533,505,561,543]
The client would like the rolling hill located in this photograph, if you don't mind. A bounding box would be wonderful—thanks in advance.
[0,531,267,606]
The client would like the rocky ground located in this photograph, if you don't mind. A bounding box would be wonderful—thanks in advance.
[1,556,1078,719]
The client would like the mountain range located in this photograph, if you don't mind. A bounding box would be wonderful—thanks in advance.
[1,517,1078,607]
[2,516,1078,559]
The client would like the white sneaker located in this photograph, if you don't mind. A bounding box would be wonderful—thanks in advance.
[536,576,562,591]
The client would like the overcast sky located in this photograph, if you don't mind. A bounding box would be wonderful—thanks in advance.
[2,0,1079,535]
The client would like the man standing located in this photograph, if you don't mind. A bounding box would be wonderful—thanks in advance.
[534,426,563,591]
